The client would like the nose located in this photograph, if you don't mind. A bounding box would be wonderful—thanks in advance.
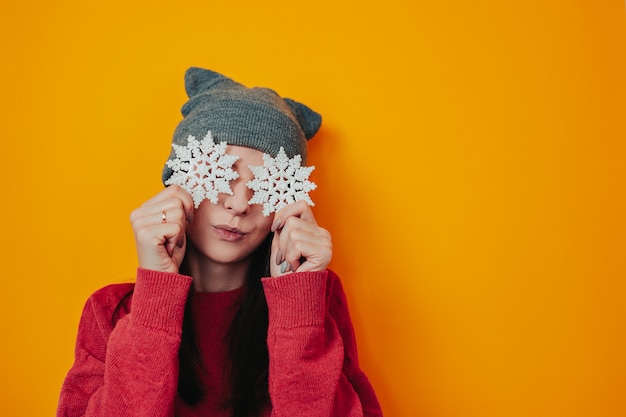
[223,178,251,215]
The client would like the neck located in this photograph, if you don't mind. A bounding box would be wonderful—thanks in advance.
[183,244,250,293]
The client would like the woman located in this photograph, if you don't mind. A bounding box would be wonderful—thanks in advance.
[57,67,383,417]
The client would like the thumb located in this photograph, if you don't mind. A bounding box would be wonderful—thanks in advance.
[269,231,288,277]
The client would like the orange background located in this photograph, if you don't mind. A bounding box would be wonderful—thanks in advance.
[1,1,625,416]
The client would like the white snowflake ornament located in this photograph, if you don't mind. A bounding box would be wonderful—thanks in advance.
[247,147,316,216]
[164,131,240,208]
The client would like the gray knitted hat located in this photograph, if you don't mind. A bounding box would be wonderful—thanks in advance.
[162,67,322,184]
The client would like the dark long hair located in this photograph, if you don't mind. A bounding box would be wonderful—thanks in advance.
[113,233,272,417]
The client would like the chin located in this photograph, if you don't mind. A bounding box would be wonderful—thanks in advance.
[207,245,258,265]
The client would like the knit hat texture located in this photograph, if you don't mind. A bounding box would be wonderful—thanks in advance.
[162,67,322,184]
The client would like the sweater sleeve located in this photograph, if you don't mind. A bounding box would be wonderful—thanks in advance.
[262,270,383,417]
[57,268,192,417]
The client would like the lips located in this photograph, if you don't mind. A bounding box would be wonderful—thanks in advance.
[213,225,247,242]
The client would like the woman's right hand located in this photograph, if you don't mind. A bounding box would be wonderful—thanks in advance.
[129,185,194,273]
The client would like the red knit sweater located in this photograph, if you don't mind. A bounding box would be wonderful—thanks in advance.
[57,268,383,417]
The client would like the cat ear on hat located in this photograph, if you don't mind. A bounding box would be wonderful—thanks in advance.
[284,98,322,140]
[184,67,232,98]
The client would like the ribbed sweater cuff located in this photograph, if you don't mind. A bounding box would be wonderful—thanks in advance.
[261,271,327,328]
[131,267,192,334]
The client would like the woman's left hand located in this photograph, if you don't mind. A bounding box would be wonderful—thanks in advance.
[269,201,333,277]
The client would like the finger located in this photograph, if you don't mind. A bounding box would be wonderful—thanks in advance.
[279,229,331,259]
[277,217,331,246]
[134,221,186,270]
[274,218,331,261]
[131,204,188,229]
[160,222,182,256]
[132,194,192,255]
[271,200,316,232]
[283,240,332,273]
[269,232,283,277]
[270,232,300,276]
[135,222,184,248]
[140,185,195,222]
[276,224,332,272]
[278,223,330,250]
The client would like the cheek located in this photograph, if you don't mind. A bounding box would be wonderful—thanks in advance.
[185,218,206,244]
[186,203,215,233]
[247,202,273,224]
[254,211,275,232]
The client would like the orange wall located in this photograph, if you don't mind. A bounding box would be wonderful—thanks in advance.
[1,1,625,416]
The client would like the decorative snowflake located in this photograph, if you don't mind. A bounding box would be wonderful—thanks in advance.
[247,147,316,216]
[164,131,240,208]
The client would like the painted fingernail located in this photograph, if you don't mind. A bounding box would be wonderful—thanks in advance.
[276,251,283,265]
[271,218,282,232]
[280,261,289,274]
